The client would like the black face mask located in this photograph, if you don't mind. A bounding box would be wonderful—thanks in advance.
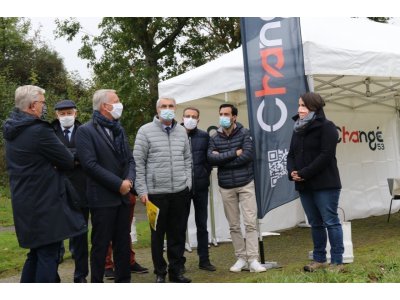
[40,103,48,120]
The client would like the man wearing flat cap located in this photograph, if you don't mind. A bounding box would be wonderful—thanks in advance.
[52,100,89,283]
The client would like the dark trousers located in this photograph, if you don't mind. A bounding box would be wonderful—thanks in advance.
[149,188,190,276]
[90,203,131,283]
[70,207,90,281]
[192,189,210,263]
[20,241,62,283]
[106,194,137,269]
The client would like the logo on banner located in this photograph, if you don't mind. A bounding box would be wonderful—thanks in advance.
[256,18,288,132]
[337,126,384,151]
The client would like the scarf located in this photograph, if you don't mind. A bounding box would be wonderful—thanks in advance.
[93,110,127,162]
[293,111,316,133]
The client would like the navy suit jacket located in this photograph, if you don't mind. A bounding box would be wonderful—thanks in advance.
[75,117,136,208]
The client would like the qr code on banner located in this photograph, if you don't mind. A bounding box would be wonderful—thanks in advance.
[268,149,288,187]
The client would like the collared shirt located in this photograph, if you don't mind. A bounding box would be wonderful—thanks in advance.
[61,124,74,142]
[104,127,114,140]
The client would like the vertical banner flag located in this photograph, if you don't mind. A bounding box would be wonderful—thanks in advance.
[241,17,308,218]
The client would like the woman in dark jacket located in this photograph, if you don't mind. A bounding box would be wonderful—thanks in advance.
[287,92,344,272]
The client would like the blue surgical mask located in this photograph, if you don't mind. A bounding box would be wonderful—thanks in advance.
[219,116,231,129]
[160,109,175,121]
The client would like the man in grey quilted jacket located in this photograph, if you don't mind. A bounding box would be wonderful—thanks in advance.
[133,97,192,283]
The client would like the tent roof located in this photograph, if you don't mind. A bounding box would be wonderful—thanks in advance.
[159,18,400,110]
[301,17,400,77]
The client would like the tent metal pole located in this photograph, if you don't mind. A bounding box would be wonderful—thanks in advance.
[209,170,218,246]
[307,75,315,92]
[257,219,265,264]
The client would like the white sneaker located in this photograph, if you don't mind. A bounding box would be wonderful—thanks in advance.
[229,258,248,272]
[249,260,267,273]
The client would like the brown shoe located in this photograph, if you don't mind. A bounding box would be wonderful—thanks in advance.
[328,264,345,273]
[303,261,328,272]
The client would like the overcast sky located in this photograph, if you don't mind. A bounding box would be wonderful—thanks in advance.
[30,17,101,80]
[29,15,400,81]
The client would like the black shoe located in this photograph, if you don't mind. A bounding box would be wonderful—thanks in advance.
[104,268,115,280]
[169,273,192,283]
[156,275,166,283]
[130,262,149,274]
[74,277,87,283]
[199,261,216,272]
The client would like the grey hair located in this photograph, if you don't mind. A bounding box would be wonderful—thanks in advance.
[15,85,45,110]
[92,89,116,110]
[156,97,176,109]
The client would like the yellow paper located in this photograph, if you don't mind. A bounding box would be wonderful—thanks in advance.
[146,200,160,231]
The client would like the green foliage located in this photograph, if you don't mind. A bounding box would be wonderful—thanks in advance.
[176,18,241,74]
[0,18,69,95]
[367,17,390,23]
[55,17,241,139]
[0,17,95,178]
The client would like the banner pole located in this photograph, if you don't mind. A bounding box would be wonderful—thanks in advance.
[257,219,265,264]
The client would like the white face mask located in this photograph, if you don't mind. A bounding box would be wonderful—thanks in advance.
[183,117,198,130]
[59,115,75,128]
[108,102,123,119]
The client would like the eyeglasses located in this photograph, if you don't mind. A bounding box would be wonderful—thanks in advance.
[34,100,46,105]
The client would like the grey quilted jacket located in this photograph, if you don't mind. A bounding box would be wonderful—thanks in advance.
[133,116,192,196]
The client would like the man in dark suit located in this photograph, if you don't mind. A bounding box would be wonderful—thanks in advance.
[75,89,136,283]
[52,99,89,283]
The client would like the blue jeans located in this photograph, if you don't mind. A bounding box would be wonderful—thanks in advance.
[20,241,62,283]
[299,189,344,264]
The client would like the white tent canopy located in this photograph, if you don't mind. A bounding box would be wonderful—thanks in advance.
[158,17,400,245]
[160,17,400,111]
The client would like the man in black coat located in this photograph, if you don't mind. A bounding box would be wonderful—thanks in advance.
[75,89,136,283]
[181,107,216,272]
[51,99,89,283]
[3,85,87,282]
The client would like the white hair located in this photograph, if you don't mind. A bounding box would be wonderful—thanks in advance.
[15,85,45,110]
[92,89,116,110]
[156,97,176,109]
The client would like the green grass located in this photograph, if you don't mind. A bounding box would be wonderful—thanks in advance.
[0,188,13,227]
[0,232,27,277]
[2,185,400,283]
[134,220,151,248]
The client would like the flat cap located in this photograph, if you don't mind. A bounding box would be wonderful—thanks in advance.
[55,99,76,110]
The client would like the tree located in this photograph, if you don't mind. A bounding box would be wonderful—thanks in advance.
[0,17,70,95]
[176,18,241,74]
[55,17,241,137]
[0,17,94,182]
[367,17,390,23]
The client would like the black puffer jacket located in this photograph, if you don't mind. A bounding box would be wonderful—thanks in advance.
[207,123,254,189]
[187,127,212,193]
[287,109,341,191]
